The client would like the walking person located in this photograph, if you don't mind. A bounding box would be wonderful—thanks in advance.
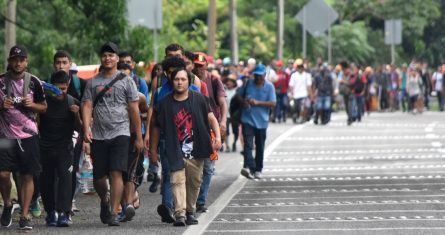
[238,64,276,179]
[289,59,312,124]
[432,65,444,112]
[150,68,221,226]
[0,45,47,230]
[272,60,290,123]
[313,66,334,125]
[406,68,423,114]
[81,42,143,226]
[193,52,227,213]
[39,71,81,227]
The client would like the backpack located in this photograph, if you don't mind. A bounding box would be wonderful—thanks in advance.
[354,77,365,93]
[71,75,81,98]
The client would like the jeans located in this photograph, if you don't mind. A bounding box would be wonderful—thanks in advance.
[196,159,215,206]
[274,93,288,121]
[351,95,364,121]
[315,96,331,123]
[242,123,267,173]
[159,138,174,210]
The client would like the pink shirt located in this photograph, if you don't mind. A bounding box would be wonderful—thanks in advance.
[0,74,45,139]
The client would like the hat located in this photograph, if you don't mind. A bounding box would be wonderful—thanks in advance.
[252,64,266,75]
[215,58,222,65]
[275,60,283,67]
[223,57,231,66]
[294,58,303,66]
[287,59,295,64]
[247,58,256,65]
[9,45,28,58]
[194,52,207,65]
[100,42,119,54]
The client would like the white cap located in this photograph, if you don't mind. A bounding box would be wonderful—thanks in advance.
[247,58,256,65]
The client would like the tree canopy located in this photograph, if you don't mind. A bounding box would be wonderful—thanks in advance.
[0,0,444,77]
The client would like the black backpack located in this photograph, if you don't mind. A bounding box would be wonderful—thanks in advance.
[354,77,365,93]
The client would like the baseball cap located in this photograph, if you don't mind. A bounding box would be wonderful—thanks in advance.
[100,42,119,54]
[9,45,28,58]
[252,64,266,75]
[194,52,207,65]
[247,58,256,65]
[275,60,283,67]
[223,57,231,66]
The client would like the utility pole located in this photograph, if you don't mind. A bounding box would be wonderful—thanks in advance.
[229,0,238,64]
[5,0,17,67]
[276,0,284,60]
[207,0,217,57]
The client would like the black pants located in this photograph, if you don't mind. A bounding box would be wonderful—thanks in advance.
[40,146,73,213]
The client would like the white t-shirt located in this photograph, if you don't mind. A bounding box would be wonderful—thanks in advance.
[432,72,443,92]
[266,67,277,83]
[289,71,312,99]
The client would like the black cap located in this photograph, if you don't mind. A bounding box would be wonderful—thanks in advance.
[9,45,28,58]
[100,42,119,55]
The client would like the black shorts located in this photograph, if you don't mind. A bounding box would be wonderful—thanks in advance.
[123,134,145,186]
[91,135,130,179]
[0,135,41,175]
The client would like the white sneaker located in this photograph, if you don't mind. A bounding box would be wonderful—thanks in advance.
[254,172,262,179]
[240,168,254,179]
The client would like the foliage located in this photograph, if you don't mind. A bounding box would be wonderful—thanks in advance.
[0,0,444,78]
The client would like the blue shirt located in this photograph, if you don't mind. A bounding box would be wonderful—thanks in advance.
[156,82,200,104]
[238,79,276,129]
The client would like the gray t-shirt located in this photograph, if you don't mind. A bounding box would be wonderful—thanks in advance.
[82,71,139,140]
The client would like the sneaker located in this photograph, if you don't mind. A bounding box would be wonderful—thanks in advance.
[30,199,41,218]
[254,171,262,179]
[146,172,155,182]
[240,168,254,179]
[185,212,198,225]
[108,214,120,226]
[45,211,57,226]
[124,204,135,221]
[173,216,186,227]
[56,212,70,227]
[195,204,208,213]
[100,201,111,224]
[67,214,73,225]
[149,174,160,193]
[18,217,32,230]
[157,204,175,223]
[1,205,14,227]
[72,201,80,213]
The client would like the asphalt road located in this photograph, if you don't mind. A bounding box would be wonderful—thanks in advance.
[193,112,445,235]
[2,111,445,235]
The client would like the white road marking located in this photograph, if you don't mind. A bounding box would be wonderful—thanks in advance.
[184,125,306,235]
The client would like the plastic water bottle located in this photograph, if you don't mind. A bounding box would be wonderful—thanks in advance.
[80,155,95,195]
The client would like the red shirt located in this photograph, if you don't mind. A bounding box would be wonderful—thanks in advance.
[274,70,290,94]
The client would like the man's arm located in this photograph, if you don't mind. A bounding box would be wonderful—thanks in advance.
[217,95,227,136]
[128,100,143,153]
[149,114,160,165]
[208,112,221,151]
[145,77,158,149]
[22,99,47,113]
[81,100,93,143]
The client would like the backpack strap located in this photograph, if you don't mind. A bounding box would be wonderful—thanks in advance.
[23,72,31,96]
[67,94,75,107]
[72,75,81,97]
[5,72,31,98]
[93,72,126,108]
